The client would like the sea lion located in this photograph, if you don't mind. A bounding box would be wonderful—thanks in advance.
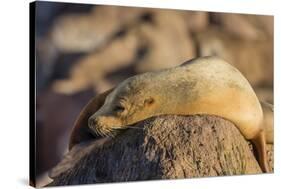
[69,56,272,173]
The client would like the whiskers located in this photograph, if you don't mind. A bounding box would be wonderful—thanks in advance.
[93,126,103,137]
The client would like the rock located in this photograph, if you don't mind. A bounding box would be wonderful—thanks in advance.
[48,115,273,186]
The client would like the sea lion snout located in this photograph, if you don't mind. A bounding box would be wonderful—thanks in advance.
[88,117,97,130]
[88,116,103,136]
[88,114,123,137]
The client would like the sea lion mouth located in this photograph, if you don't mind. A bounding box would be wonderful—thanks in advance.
[88,117,143,137]
[88,117,123,137]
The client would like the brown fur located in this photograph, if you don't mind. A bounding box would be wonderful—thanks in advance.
[70,56,272,172]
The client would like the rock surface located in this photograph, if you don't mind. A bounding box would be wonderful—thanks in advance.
[48,115,273,186]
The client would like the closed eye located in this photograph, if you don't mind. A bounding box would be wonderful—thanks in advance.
[113,105,125,113]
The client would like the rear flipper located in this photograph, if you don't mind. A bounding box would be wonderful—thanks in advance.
[260,101,274,144]
[251,130,269,173]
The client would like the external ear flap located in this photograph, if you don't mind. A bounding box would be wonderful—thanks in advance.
[69,88,114,150]
[144,97,155,106]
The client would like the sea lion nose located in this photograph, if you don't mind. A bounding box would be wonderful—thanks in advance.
[88,117,97,128]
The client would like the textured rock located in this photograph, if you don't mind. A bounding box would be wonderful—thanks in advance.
[48,115,273,186]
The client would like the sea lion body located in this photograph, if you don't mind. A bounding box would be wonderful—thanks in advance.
[70,56,270,172]
[89,56,263,140]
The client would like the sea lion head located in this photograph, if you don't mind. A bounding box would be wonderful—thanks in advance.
[88,76,157,137]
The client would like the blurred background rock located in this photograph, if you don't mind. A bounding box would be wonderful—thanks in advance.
[34,1,273,186]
